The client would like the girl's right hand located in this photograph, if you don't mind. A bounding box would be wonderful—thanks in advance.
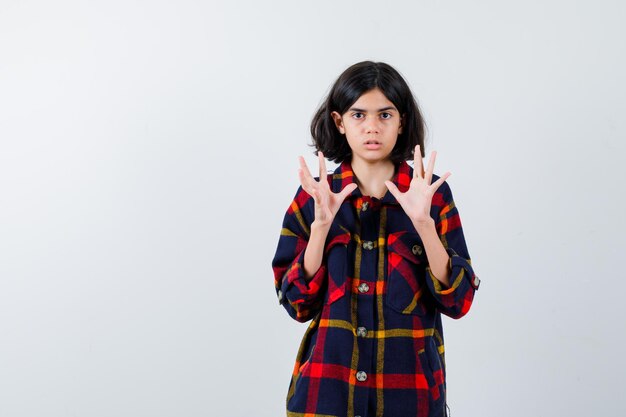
[298,152,358,227]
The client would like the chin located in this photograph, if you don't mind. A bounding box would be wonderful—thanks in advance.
[358,154,393,164]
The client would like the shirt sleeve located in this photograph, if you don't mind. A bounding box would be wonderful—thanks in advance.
[271,185,327,323]
[424,180,480,319]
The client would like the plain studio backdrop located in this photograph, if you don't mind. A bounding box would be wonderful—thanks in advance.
[1,0,624,416]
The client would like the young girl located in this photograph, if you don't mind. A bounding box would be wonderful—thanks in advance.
[272,61,480,417]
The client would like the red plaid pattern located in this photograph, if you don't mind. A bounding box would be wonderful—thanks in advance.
[272,159,479,417]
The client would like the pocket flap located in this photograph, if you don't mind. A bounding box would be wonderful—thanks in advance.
[386,231,429,316]
[387,231,425,265]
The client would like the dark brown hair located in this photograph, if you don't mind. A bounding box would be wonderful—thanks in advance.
[310,61,426,164]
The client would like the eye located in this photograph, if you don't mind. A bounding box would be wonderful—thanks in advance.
[352,112,364,119]
[380,112,392,120]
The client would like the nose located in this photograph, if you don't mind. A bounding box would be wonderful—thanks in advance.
[364,115,381,133]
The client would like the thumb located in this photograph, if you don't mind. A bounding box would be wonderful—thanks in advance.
[339,183,358,201]
[384,180,400,199]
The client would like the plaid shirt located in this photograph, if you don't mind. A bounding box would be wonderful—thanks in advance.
[272,159,480,417]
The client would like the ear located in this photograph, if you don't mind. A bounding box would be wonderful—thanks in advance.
[398,113,405,134]
[331,111,345,134]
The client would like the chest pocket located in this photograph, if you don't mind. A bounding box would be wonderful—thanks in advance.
[386,231,431,316]
[324,231,351,305]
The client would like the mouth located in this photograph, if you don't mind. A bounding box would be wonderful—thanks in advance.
[364,141,382,150]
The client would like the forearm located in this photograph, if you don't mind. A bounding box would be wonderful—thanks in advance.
[303,221,332,280]
[413,218,451,287]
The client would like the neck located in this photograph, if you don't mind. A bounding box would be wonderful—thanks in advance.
[351,157,397,199]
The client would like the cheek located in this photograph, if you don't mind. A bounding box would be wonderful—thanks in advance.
[345,135,361,151]
[343,127,359,141]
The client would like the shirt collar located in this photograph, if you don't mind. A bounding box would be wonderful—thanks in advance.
[330,159,413,205]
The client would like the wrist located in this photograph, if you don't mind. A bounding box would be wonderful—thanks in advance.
[311,219,333,231]
[411,217,435,232]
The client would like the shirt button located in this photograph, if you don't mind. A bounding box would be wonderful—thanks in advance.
[412,244,423,255]
[358,283,370,293]
[361,201,369,211]
[357,327,367,337]
[356,371,367,382]
[473,275,481,289]
[362,241,374,250]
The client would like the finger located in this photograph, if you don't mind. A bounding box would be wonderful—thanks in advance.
[318,151,329,188]
[299,155,316,181]
[425,151,436,185]
[414,145,424,178]
[339,183,358,200]
[384,180,400,200]
[430,171,451,192]
[298,156,315,189]
[298,168,314,195]
[298,162,318,194]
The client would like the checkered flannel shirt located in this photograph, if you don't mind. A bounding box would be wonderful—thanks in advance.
[272,159,480,417]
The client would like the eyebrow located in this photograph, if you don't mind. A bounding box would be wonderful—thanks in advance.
[348,106,398,113]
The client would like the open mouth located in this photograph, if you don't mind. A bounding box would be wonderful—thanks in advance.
[364,141,382,149]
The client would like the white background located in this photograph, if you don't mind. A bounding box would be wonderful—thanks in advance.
[1,0,625,416]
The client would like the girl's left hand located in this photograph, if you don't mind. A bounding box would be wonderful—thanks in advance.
[385,145,451,227]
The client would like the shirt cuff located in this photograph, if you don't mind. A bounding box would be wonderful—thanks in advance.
[426,248,480,295]
[278,247,327,306]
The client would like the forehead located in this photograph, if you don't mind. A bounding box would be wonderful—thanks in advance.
[350,88,397,111]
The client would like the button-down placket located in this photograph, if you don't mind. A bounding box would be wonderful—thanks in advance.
[352,196,382,412]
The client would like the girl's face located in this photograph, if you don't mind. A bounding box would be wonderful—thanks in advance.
[331,88,403,166]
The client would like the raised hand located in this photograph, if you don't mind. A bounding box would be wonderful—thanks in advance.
[384,145,451,226]
[298,151,358,227]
